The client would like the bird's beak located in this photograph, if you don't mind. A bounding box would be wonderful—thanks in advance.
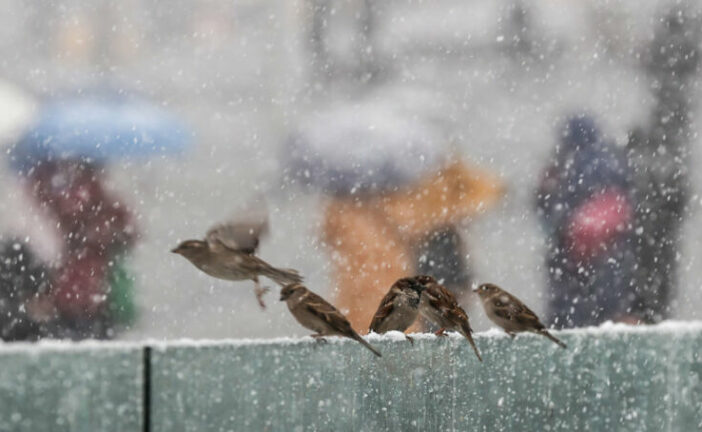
[171,247,181,254]
[279,295,286,301]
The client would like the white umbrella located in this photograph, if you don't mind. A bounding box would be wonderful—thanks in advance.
[0,80,35,144]
[286,99,449,195]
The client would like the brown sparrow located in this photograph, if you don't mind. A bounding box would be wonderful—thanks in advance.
[474,283,566,348]
[416,275,482,362]
[172,211,301,309]
[280,283,382,357]
[369,276,426,344]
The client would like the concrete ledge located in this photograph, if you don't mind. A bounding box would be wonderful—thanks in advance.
[150,322,702,431]
[1,322,701,431]
[0,343,143,432]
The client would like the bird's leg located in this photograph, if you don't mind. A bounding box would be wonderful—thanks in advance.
[506,331,516,339]
[405,335,415,345]
[252,276,270,309]
[434,328,448,337]
[311,334,328,344]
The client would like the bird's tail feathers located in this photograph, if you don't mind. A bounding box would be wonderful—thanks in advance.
[539,329,567,349]
[460,322,483,362]
[264,266,303,286]
[352,333,382,357]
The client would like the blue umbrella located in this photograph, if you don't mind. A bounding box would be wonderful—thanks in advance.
[9,96,190,173]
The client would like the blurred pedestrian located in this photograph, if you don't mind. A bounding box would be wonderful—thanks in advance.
[3,90,188,340]
[322,161,502,331]
[535,115,637,328]
[18,159,138,339]
[0,239,53,341]
[626,6,701,323]
[285,101,503,332]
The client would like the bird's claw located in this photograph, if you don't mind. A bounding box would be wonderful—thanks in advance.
[254,285,270,309]
[405,335,415,345]
[434,328,448,337]
[311,335,328,345]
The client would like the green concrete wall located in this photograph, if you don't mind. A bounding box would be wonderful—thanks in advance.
[0,344,143,432]
[150,326,702,431]
[1,325,701,431]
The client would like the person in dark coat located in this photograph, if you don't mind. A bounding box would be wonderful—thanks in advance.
[0,239,54,341]
[536,115,638,328]
[625,7,700,323]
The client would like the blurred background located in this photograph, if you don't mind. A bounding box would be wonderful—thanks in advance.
[0,0,701,340]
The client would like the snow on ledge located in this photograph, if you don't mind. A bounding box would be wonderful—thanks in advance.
[0,320,701,353]
[0,339,143,354]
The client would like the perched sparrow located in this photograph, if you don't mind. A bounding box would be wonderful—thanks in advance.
[280,283,382,357]
[416,275,482,362]
[172,208,301,309]
[474,283,566,349]
[369,276,426,344]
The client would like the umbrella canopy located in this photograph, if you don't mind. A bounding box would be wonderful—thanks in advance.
[0,81,36,145]
[9,95,190,173]
[285,102,449,196]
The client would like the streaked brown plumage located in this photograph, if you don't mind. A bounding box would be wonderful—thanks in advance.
[369,276,426,344]
[280,283,382,357]
[172,209,301,309]
[416,275,482,362]
[474,283,566,349]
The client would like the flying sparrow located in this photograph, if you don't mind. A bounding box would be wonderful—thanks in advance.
[416,275,482,362]
[474,283,566,348]
[280,283,382,357]
[369,276,426,344]
[172,207,301,309]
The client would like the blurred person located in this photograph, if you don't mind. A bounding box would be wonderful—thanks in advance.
[285,101,503,332]
[0,239,54,341]
[19,159,138,339]
[298,0,506,332]
[322,162,503,332]
[625,7,700,323]
[535,115,637,328]
[3,90,188,340]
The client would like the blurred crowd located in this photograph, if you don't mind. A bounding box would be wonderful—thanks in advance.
[0,1,700,341]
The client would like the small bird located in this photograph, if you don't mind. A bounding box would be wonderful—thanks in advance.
[369,276,426,344]
[172,205,301,309]
[416,275,482,362]
[474,283,566,349]
[280,283,382,357]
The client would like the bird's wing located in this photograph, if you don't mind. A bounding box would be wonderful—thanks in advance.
[421,286,443,311]
[206,197,270,253]
[450,305,471,327]
[491,294,542,328]
[303,291,354,334]
[424,283,471,326]
[369,289,398,331]
[428,284,460,314]
[206,217,269,254]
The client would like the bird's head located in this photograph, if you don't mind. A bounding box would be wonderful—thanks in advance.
[474,283,500,298]
[171,240,208,259]
[412,274,437,290]
[405,277,428,295]
[280,283,306,301]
